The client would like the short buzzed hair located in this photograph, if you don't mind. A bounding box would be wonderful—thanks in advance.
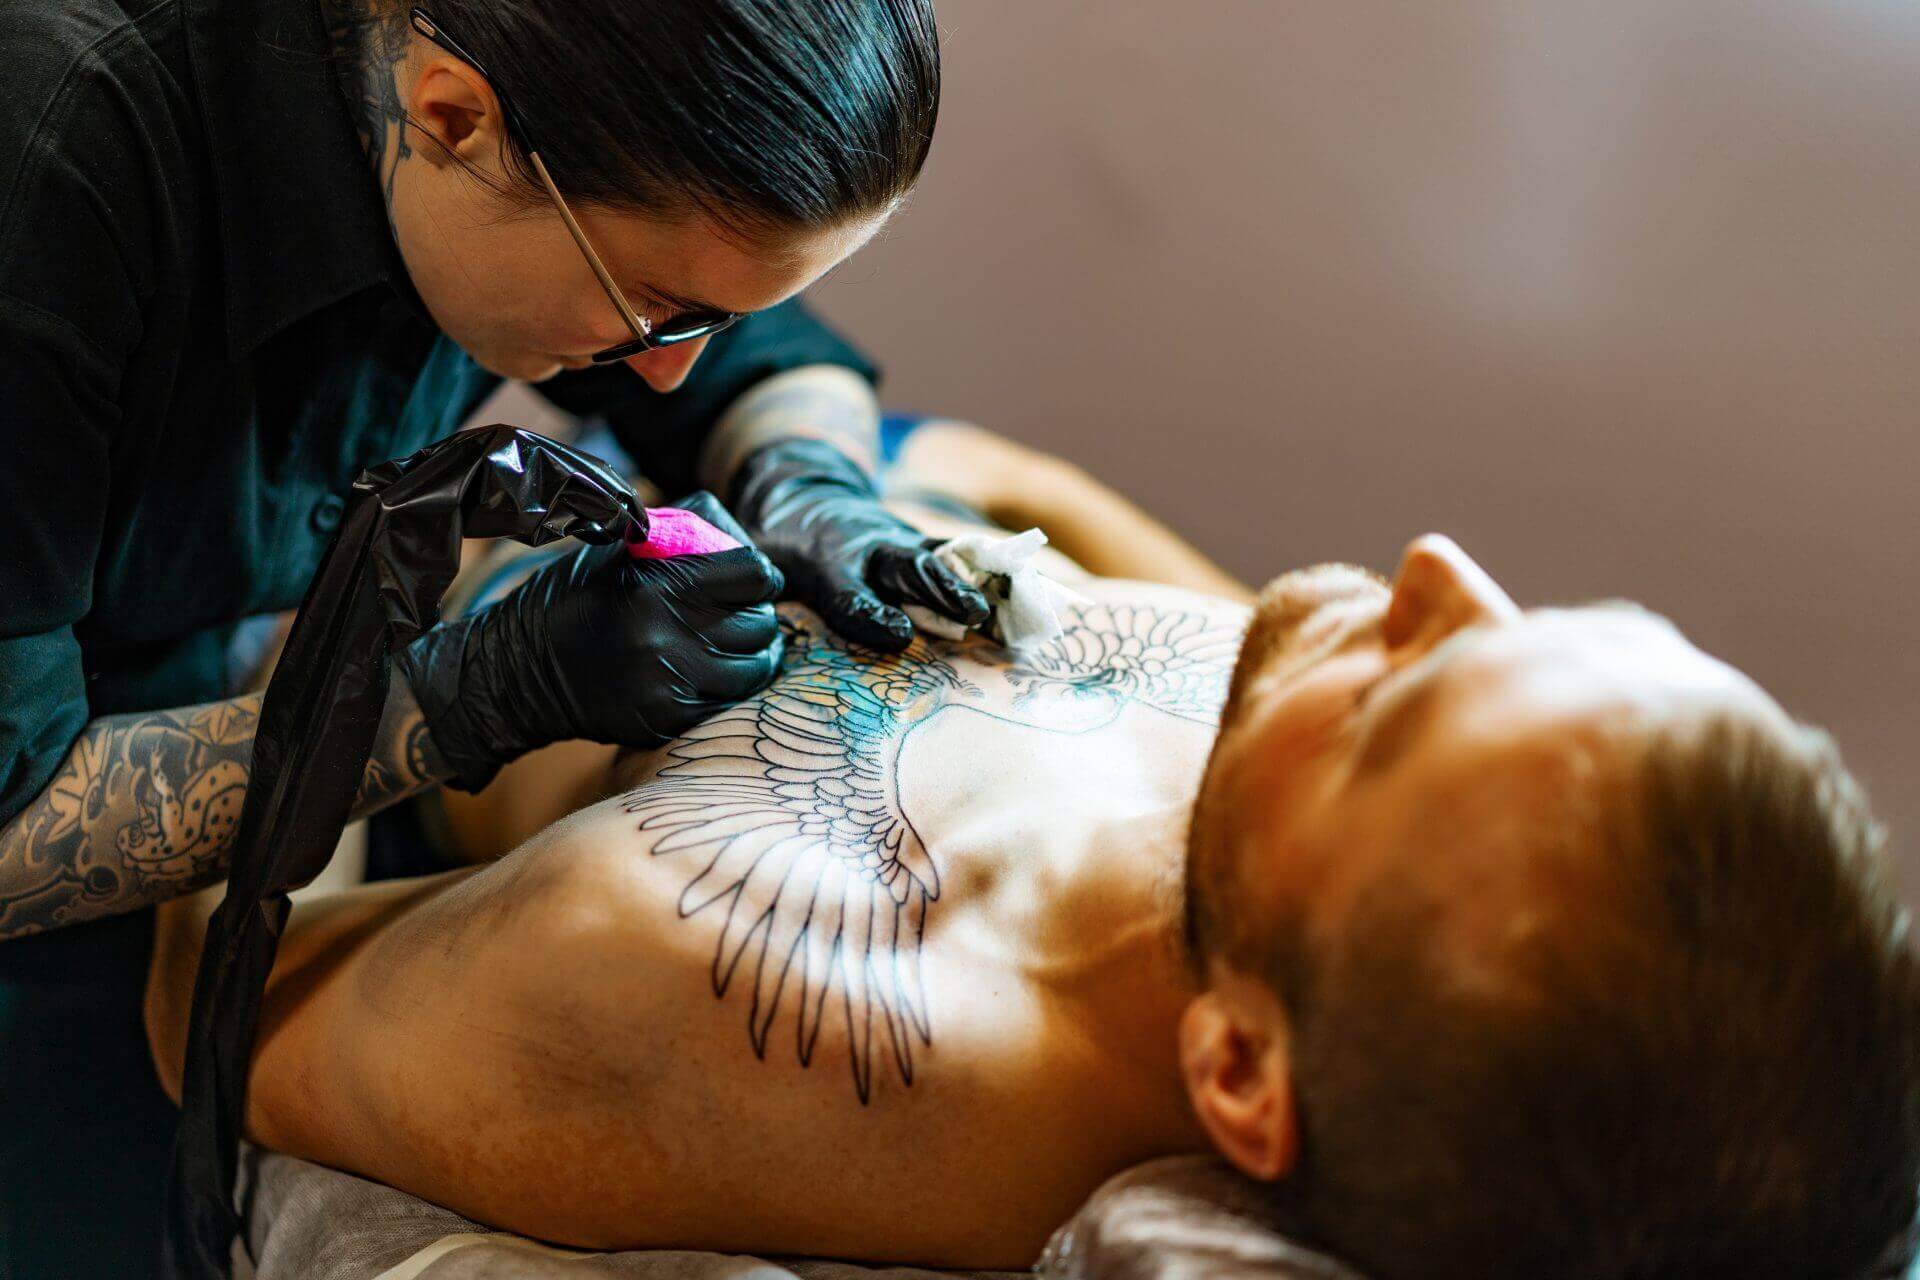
[1206,713,1920,1280]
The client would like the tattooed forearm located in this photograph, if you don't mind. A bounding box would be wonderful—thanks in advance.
[0,681,450,943]
[354,676,452,814]
[0,696,261,941]
[322,0,416,220]
[700,364,884,491]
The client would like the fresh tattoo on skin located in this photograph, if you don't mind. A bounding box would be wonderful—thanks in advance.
[1006,602,1243,723]
[324,0,417,223]
[618,601,1239,1101]
[0,681,448,942]
[701,364,885,490]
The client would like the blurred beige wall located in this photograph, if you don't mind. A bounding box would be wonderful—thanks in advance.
[805,0,1920,888]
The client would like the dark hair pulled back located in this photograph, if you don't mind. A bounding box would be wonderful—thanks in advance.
[358,0,940,236]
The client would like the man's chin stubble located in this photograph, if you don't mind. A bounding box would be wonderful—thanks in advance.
[1245,563,1391,670]
[1211,562,1392,762]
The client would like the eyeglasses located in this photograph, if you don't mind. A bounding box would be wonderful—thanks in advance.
[408,8,744,364]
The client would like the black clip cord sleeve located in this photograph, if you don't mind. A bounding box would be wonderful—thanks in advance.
[159,425,641,1280]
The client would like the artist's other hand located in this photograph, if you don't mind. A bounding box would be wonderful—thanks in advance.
[396,492,784,791]
[728,438,989,651]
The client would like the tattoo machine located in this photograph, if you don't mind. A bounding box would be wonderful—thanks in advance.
[161,426,643,1280]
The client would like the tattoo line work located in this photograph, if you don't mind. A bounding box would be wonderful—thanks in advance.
[0,682,444,942]
[325,0,416,224]
[619,601,1240,1101]
[354,687,446,815]
[0,698,261,940]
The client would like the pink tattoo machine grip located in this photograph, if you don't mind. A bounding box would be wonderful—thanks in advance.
[625,506,743,559]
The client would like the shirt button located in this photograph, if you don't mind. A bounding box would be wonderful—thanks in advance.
[310,493,346,534]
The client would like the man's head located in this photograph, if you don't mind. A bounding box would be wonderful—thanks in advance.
[1180,535,1920,1280]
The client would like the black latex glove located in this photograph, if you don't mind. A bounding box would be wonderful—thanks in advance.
[396,491,784,791]
[727,437,990,651]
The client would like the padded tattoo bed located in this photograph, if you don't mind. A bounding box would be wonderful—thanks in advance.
[234,1147,1361,1279]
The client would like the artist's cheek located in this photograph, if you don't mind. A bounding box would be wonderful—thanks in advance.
[451,243,548,346]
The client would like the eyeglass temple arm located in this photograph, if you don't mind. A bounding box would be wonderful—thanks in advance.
[524,153,652,343]
[407,7,650,346]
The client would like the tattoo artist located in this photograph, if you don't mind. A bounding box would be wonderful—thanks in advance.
[0,0,985,1273]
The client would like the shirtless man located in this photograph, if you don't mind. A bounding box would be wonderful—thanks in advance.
[145,511,1919,1277]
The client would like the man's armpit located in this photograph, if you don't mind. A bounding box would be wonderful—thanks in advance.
[146,872,470,1151]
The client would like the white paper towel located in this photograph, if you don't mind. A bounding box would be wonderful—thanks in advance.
[905,528,1085,649]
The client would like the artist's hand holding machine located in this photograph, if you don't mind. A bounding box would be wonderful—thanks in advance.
[399,489,783,793]
[403,433,1000,792]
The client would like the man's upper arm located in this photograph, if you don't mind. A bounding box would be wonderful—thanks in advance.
[532,298,878,494]
[236,839,656,1173]
[143,871,461,1111]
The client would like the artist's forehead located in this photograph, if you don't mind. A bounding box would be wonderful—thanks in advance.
[588,206,887,315]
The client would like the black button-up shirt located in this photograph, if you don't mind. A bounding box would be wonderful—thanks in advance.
[0,0,873,1270]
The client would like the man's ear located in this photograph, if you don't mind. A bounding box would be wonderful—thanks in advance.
[1177,977,1300,1181]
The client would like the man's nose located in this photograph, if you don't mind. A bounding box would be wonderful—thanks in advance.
[622,336,711,393]
[1382,533,1521,649]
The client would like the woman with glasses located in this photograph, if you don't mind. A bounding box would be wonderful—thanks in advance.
[0,0,977,1273]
